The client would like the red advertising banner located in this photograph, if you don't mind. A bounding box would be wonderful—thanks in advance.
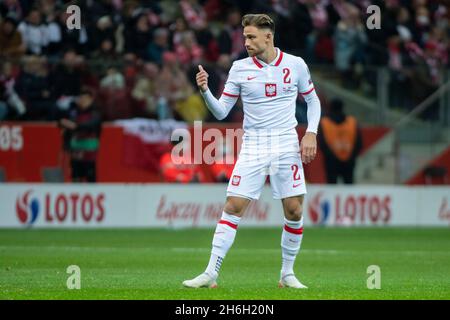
[0,123,62,182]
[0,122,389,183]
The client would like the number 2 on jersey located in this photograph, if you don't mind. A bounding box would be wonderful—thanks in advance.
[283,68,291,84]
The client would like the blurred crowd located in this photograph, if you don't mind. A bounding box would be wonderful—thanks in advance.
[0,0,449,123]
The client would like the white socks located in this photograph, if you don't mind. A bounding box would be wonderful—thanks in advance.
[281,217,304,276]
[204,213,304,280]
[205,212,241,278]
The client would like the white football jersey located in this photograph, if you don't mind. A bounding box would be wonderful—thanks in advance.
[222,48,315,153]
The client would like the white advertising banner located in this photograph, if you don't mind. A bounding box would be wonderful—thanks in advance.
[415,188,450,226]
[137,185,283,228]
[1,184,136,228]
[304,186,416,226]
[0,184,449,228]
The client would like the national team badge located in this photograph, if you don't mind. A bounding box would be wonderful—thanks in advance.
[265,83,277,97]
[232,175,241,186]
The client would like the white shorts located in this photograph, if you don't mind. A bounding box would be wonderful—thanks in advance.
[227,151,307,200]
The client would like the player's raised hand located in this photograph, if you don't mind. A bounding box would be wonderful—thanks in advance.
[196,65,209,92]
[300,132,317,164]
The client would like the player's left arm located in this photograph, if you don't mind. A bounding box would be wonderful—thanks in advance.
[297,59,321,164]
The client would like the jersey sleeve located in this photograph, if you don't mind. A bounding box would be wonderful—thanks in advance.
[296,58,321,133]
[297,58,315,96]
[222,62,240,98]
[200,62,240,120]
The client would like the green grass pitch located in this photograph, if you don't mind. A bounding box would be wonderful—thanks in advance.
[0,227,449,299]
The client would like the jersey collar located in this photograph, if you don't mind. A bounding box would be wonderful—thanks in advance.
[252,48,283,69]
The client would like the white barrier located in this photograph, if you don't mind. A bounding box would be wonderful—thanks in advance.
[0,184,449,228]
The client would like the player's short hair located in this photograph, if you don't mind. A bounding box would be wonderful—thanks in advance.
[242,14,275,34]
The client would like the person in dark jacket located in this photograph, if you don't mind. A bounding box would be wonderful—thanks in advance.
[318,98,362,184]
[59,88,102,182]
[51,49,83,101]
[15,55,56,120]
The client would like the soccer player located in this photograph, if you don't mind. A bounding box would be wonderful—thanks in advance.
[182,14,320,289]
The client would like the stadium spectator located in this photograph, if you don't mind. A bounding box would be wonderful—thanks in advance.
[174,30,203,66]
[0,0,447,131]
[202,0,224,21]
[147,27,170,65]
[0,15,26,60]
[179,0,207,31]
[158,51,207,122]
[412,4,431,47]
[387,34,414,110]
[17,8,48,55]
[334,3,367,89]
[411,41,443,120]
[46,7,89,58]
[124,13,153,60]
[15,55,56,120]
[171,17,190,49]
[122,53,140,87]
[217,8,246,61]
[208,53,231,97]
[0,61,25,119]
[51,49,83,111]
[90,37,121,75]
[303,0,334,64]
[0,0,24,20]
[59,88,102,183]
[40,0,60,57]
[81,0,119,26]
[89,14,117,53]
[193,19,220,63]
[81,0,121,53]
[319,98,362,184]
[274,0,313,57]
[131,62,171,119]
[97,85,133,121]
[396,6,413,43]
[99,67,125,90]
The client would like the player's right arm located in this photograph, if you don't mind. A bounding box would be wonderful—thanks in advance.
[196,64,239,120]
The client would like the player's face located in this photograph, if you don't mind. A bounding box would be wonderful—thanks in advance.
[243,26,271,57]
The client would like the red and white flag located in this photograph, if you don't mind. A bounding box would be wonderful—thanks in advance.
[114,119,187,172]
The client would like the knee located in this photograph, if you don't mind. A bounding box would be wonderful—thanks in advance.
[223,198,247,216]
[284,200,303,221]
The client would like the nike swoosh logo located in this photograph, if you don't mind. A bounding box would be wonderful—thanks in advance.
[293,183,302,188]
[247,76,256,80]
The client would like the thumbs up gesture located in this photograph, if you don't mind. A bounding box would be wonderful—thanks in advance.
[196,65,209,92]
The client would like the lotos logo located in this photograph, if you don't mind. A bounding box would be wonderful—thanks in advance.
[16,190,40,225]
[308,191,392,226]
[308,191,330,225]
[15,190,105,226]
